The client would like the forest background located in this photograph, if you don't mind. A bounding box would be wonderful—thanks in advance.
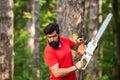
[13,0,120,80]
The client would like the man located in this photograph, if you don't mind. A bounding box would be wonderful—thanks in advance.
[44,23,84,80]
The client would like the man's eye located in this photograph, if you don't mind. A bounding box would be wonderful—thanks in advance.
[48,36,52,38]
[53,35,57,37]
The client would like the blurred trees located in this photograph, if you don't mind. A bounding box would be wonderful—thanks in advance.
[9,0,120,80]
[14,0,40,80]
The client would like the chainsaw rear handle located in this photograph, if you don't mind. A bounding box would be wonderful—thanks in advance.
[80,39,97,70]
[80,52,92,70]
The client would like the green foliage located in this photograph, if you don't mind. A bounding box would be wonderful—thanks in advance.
[40,0,56,27]
[23,12,32,19]
[14,0,57,79]
[98,1,118,80]
[14,0,27,30]
[14,30,33,80]
[14,0,29,79]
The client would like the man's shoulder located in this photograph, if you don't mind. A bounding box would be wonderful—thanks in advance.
[44,44,54,53]
[60,37,74,44]
[60,37,70,41]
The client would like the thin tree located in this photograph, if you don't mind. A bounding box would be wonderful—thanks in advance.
[26,0,40,79]
[0,0,14,80]
[87,0,98,79]
[98,0,103,78]
[112,0,120,80]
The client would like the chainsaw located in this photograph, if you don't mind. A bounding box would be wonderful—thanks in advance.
[78,13,113,70]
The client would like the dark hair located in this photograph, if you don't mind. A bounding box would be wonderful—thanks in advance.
[44,23,59,35]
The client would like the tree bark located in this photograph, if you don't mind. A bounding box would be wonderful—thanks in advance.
[87,0,98,79]
[0,0,14,80]
[56,0,84,38]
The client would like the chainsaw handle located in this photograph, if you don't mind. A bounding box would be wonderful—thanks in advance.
[80,50,93,70]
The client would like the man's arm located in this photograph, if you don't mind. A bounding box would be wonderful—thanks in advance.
[49,61,83,78]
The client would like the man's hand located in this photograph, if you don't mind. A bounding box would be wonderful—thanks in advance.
[75,61,83,70]
[71,38,84,51]
[76,38,84,44]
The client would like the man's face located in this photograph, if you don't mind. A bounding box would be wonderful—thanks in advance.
[46,31,60,49]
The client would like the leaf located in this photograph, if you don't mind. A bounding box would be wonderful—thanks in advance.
[23,12,32,19]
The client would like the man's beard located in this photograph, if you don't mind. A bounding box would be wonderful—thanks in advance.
[49,39,60,50]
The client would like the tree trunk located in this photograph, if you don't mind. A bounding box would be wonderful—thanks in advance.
[112,0,120,80]
[26,0,40,79]
[87,0,98,79]
[83,0,90,33]
[98,0,103,78]
[0,0,14,80]
[56,0,85,80]
[56,0,84,38]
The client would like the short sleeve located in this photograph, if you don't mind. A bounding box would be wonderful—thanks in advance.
[67,38,75,48]
[44,50,58,67]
